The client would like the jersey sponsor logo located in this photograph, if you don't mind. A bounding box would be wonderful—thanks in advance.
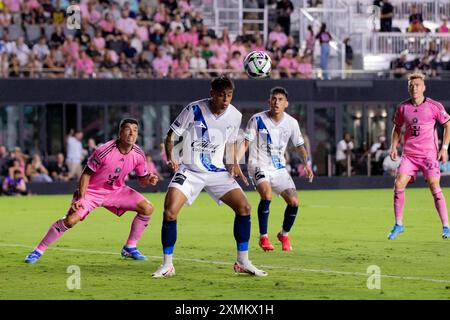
[119,158,124,162]
[258,128,269,134]
[191,140,220,154]
[172,172,187,185]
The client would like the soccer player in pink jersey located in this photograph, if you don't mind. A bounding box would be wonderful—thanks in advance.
[24,119,159,264]
[388,73,450,240]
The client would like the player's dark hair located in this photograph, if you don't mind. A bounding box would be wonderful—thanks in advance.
[119,118,139,130]
[211,75,235,92]
[270,86,288,99]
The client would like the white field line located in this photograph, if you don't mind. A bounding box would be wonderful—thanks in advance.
[2,243,450,284]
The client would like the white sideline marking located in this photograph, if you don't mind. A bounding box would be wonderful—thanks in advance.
[2,243,450,284]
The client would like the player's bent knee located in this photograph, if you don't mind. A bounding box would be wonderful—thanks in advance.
[64,214,80,228]
[139,203,154,216]
[288,198,299,207]
[163,208,179,221]
[236,203,251,215]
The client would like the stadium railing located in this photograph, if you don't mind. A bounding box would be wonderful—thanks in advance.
[362,32,450,55]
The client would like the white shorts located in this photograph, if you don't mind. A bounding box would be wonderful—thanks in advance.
[168,165,242,205]
[248,166,296,195]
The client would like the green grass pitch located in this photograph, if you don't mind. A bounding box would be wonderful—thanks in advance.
[1,189,450,300]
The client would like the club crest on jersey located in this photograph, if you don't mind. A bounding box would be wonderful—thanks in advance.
[115,167,121,173]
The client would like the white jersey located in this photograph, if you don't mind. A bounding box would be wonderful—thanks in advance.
[170,98,242,173]
[245,111,304,170]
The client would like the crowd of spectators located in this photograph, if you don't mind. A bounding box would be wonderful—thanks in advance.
[374,1,450,78]
[0,0,315,79]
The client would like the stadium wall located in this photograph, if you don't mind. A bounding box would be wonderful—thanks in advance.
[1,79,450,103]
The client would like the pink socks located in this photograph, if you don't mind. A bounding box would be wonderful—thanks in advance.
[394,188,405,225]
[431,188,450,227]
[36,219,69,252]
[126,214,150,247]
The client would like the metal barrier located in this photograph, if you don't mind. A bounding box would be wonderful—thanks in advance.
[362,32,450,55]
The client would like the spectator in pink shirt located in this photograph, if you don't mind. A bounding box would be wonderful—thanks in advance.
[93,29,106,51]
[436,17,450,33]
[208,51,226,73]
[278,49,298,78]
[168,26,186,49]
[152,49,172,77]
[62,35,80,60]
[183,25,199,47]
[296,54,313,79]
[210,37,228,61]
[4,0,20,14]
[26,0,41,10]
[81,1,102,25]
[171,52,191,78]
[179,0,193,14]
[99,13,115,36]
[229,38,247,61]
[228,50,245,78]
[116,9,138,36]
[251,36,265,52]
[75,51,94,78]
[153,3,168,24]
[269,24,288,48]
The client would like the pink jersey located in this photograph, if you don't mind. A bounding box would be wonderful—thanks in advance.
[86,140,148,193]
[393,97,450,158]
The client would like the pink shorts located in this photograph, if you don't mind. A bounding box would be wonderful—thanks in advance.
[398,155,441,182]
[68,186,148,221]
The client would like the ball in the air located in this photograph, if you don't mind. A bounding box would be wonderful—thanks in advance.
[243,51,272,79]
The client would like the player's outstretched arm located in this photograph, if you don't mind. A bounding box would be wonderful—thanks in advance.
[390,125,402,161]
[438,121,450,163]
[296,145,314,183]
[164,128,179,172]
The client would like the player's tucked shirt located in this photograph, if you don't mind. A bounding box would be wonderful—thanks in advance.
[393,97,450,158]
[86,140,148,192]
[245,111,304,170]
[170,98,242,173]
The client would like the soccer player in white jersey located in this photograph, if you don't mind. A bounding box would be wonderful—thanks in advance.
[242,87,314,251]
[152,75,267,278]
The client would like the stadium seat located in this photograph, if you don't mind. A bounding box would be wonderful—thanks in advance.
[8,24,24,41]
[44,25,55,41]
[26,25,42,44]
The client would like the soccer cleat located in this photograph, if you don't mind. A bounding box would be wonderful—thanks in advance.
[233,261,268,277]
[121,246,148,260]
[387,224,404,240]
[443,226,450,239]
[24,250,42,264]
[152,264,176,278]
[259,236,274,251]
[277,232,292,251]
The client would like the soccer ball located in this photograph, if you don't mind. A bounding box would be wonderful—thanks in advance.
[243,51,271,79]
